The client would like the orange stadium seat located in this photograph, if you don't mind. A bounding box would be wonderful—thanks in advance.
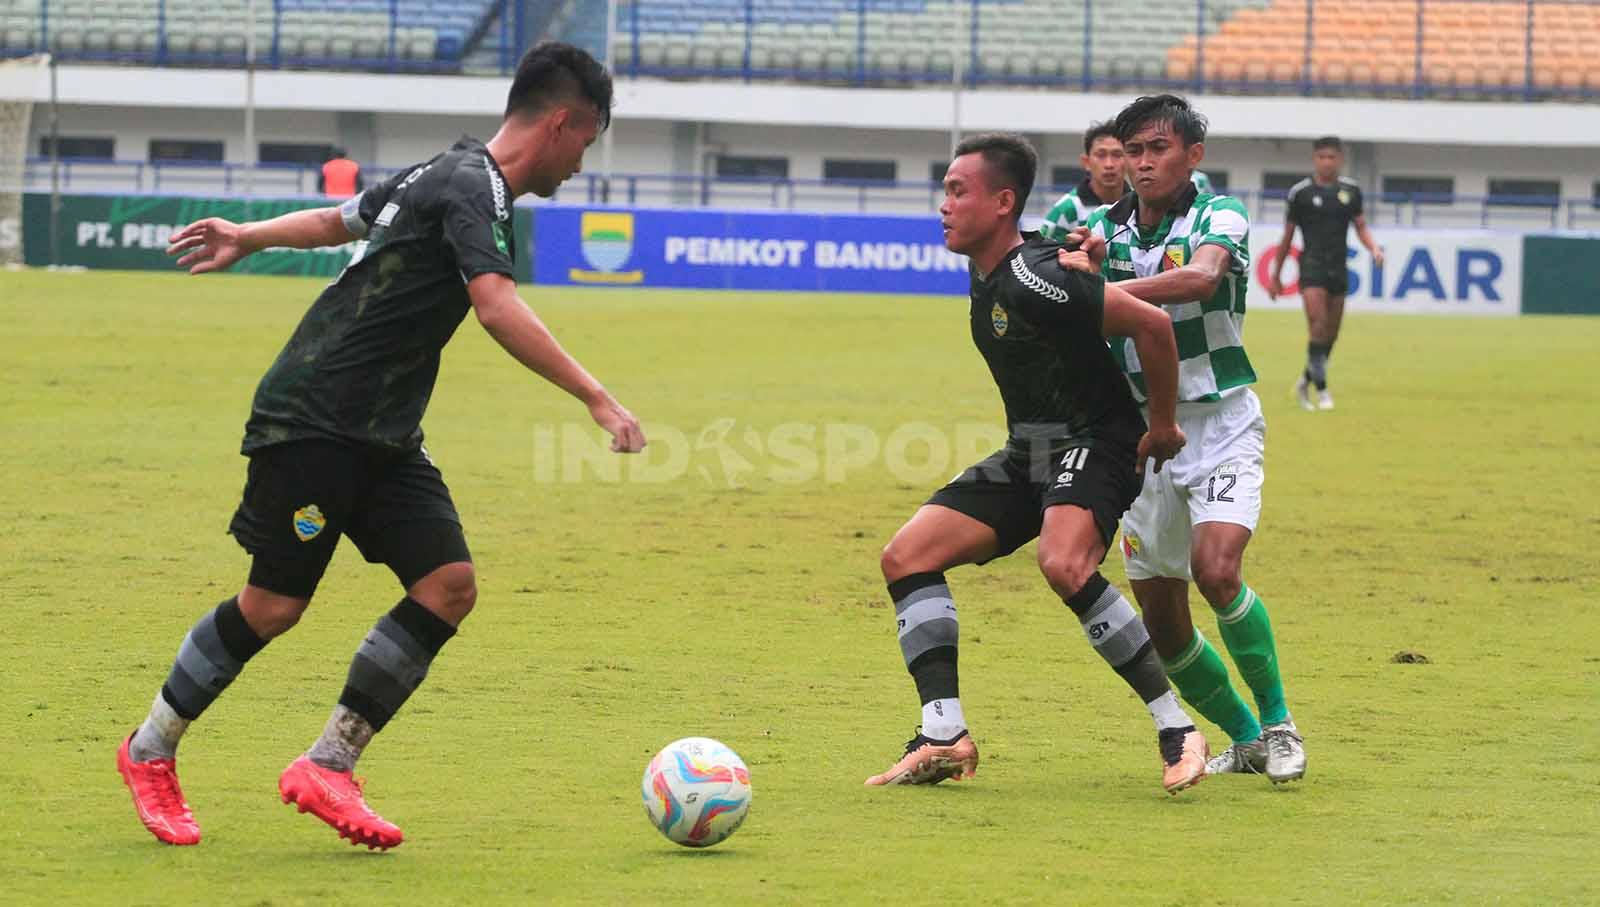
[1449,62,1479,88]
[1164,0,1593,96]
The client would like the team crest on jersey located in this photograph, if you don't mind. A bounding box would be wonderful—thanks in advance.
[1162,244,1188,272]
[1337,189,1352,206]
[991,302,1009,336]
[292,505,326,542]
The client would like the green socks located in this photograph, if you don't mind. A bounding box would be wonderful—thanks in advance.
[1162,628,1261,745]
[1215,585,1289,726]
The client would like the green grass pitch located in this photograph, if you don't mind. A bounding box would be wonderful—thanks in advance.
[2,270,1597,904]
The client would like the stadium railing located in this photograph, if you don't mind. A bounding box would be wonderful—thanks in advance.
[22,157,1600,229]
[1,1,1597,102]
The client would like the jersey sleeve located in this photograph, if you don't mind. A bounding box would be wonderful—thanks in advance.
[1283,183,1304,225]
[1038,193,1078,241]
[441,156,516,282]
[338,168,411,238]
[1006,252,1105,334]
[1198,195,1250,275]
[1348,184,1364,218]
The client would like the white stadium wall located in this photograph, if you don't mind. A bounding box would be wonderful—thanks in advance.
[28,102,1600,216]
[10,67,1598,208]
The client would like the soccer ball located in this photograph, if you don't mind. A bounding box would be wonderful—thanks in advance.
[640,737,752,847]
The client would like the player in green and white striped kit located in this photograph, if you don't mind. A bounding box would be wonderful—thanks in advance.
[1068,95,1306,783]
[1038,121,1126,241]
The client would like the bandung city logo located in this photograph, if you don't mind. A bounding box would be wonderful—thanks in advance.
[571,211,644,284]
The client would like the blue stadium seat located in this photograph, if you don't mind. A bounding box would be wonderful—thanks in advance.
[0,0,495,68]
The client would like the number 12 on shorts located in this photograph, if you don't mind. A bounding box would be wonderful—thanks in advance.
[1206,469,1237,503]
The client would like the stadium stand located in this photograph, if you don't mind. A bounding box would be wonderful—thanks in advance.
[610,0,1271,82]
[0,0,503,67]
[1,0,1596,99]
[552,0,611,62]
[1168,0,1600,95]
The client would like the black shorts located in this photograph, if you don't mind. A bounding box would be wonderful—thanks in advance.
[229,439,471,599]
[1299,252,1349,295]
[926,443,1141,562]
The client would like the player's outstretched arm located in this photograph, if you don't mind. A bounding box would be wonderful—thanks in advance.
[466,273,645,453]
[1102,284,1185,474]
[1108,243,1232,307]
[1268,219,1297,298]
[165,208,354,274]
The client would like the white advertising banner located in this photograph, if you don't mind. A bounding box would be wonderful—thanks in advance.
[1244,227,1521,316]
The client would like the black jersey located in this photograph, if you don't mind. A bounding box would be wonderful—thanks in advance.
[242,136,516,454]
[1285,176,1363,260]
[968,234,1147,456]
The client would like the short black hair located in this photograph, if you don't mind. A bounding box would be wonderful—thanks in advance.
[505,41,613,129]
[1083,121,1120,154]
[1113,94,1208,147]
[1313,135,1344,152]
[952,132,1037,218]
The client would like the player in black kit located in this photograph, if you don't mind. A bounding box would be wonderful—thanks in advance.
[115,43,645,850]
[1268,136,1385,411]
[866,133,1210,795]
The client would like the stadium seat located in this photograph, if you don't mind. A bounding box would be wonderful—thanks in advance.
[7,0,1591,95]
[50,29,85,53]
[0,0,491,68]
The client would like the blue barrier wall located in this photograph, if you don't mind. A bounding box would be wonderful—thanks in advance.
[531,205,969,295]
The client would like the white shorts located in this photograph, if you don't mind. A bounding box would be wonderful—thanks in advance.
[1120,389,1265,582]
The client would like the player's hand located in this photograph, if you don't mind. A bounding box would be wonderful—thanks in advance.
[1058,249,1095,273]
[1266,276,1283,299]
[1372,247,1386,267]
[1136,424,1186,475]
[1060,226,1089,250]
[167,218,249,274]
[589,397,646,453]
[1080,232,1107,269]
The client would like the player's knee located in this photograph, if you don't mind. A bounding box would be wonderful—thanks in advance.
[880,539,923,584]
[1038,551,1096,602]
[1192,556,1242,606]
[415,561,477,624]
[237,587,309,639]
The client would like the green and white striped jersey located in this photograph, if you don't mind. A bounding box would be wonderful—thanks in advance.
[1085,184,1256,404]
[1190,170,1213,194]
[1039,179,1114,241]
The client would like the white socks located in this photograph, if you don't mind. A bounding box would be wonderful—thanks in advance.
[1148,691,1192,731]
[129,693,191,762]
[921,698,967,741]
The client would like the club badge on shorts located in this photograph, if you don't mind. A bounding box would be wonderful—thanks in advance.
[292,504,326,542]
[1122,531,1142,559]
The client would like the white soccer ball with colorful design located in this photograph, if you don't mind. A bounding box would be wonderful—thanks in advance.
[640,737,751,847]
